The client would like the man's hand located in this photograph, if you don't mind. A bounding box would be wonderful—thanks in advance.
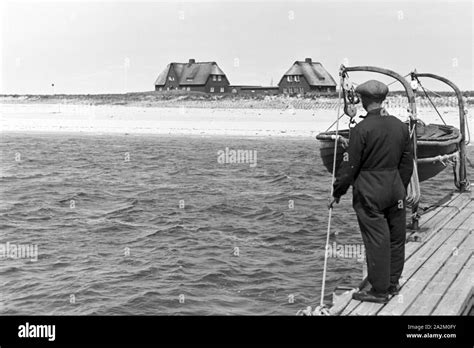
[328,197,340,209]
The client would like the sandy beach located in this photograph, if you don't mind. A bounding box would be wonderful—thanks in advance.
[0,103,339,137]
[1,102,472,138]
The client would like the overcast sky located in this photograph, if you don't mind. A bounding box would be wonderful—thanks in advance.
[1,0,472,94]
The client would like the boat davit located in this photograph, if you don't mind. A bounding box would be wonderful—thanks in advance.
[316,65,470,229]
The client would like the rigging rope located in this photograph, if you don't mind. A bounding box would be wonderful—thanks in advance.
[386,73,411,87]
[406,159,421,208]
[325,112,345,132]
[299,78,344,316]
[319,82,343,311]
[416,84,444,98]
[464,111,470,145]
[416,79,447,125]
[406,122,421,208]
[451,151,471,190]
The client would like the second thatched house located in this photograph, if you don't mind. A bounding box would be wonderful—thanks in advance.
[278,58,336,95]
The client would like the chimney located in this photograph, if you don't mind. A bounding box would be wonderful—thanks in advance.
[305,58,312,64]
[189,58,196,64]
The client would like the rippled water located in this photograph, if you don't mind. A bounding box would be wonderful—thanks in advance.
[0,133,469,315]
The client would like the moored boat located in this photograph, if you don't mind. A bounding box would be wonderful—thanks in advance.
[316,65,469,188]
[316,122,462,182]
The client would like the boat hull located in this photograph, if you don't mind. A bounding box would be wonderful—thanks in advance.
[316,125,461,182]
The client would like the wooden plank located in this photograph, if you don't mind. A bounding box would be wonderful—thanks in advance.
[419,191,468,229]
[329,279,369,315]
[347,201,471,316]
[340,292,365,315]
[404,204,470,269]
[351,226,468,316]
[341,193,470,316]
[405,193,470,251]
[347,300,382,316]
[377,228,471,315]
[420,190,463,220]
[412,192,471,230]
[404,230,473,315]
[461,296,473,315]
[432,257,474,315]
[426,192,469,220]
[417,191,462,226]
[329,289,357,315]
[418,191,466,228]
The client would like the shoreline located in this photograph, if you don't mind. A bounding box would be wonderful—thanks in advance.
[1,102,472,138]
[0,103,332,138]
[0,131,319,142]
[1,92,472,111]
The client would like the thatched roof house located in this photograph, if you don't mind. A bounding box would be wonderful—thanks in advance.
[155,59,230,93]
[278,58,336,94]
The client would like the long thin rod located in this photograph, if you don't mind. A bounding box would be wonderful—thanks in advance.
[320,79,343,307]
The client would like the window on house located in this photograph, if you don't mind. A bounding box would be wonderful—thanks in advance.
[168,76,174,81]
[220,87,224,93]
[186,77,193,82]
[287,76,293,82]
[210,87,214,93]
[288,87,293,94]
[232,88,237,94]
[212,76,217,81]
[159,87,163,91]
[187,87,191,91]
[218,76,222,82]
[295,76,300,82]
[300,87,304,93]
[283,88,288,93]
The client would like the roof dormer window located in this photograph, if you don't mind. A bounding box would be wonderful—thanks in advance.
[294,75,300,82]
[287,76,293,82]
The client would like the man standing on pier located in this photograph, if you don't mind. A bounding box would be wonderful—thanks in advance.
[331,80,414,303]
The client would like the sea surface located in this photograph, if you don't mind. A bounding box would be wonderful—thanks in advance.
[0,133,469,315]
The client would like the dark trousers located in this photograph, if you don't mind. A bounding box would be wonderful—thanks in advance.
[353,199,406,293]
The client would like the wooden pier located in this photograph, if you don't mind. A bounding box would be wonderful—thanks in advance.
[332,191,473,316]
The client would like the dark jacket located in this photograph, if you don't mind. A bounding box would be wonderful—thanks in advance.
[333,108,413,210]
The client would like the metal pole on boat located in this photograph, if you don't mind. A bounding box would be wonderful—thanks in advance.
[407,81,419,230]
[413,73,469,192]
[457,99,468,191]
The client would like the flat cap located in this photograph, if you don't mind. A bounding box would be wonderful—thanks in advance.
[355,80,389,100]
